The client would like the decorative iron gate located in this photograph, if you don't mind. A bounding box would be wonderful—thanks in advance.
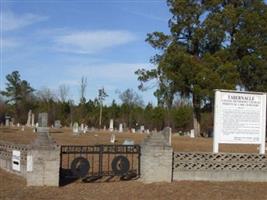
[60,145,141,181]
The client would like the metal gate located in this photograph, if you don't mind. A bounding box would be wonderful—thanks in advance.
[60,145,141,182]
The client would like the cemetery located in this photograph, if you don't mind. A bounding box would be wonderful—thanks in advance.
[1,0,267,199]
[1,90,267,199]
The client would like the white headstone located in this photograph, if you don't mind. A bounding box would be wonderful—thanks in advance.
[26,110,32,127]
[31,113,35,127]
[110,133,116,143]
[190,129,195,138]
[21,126,25,131]
[81,123,84,131]
[140,125,145,133]
[73,122,79,134]
[119,123,123,133]
[5,117,9,127]
[17,123,20,127]
[12,150,21,171]
[131,128,136,133]
[123,139,134,145]
[109,119,114,132]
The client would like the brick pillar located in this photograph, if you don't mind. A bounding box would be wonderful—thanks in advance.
[27,113,60,186]
[140,127,173,183]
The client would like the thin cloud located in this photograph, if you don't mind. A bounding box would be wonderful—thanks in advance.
[2,11,48,31]
[54,30,137,54]
[67,62,153,81]
[1,37,21,49]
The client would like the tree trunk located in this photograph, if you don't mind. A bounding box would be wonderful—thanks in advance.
[192,94,201,137]
[193,110,201,137]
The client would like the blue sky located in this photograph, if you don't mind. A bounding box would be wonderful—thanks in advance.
[1,0,171,105]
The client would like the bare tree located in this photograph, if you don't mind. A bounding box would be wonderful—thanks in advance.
[98,87,108,128]
[80,76,87,104]
[58,84,69,103]
[36,87,56,102]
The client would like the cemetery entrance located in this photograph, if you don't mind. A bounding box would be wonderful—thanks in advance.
[60,145,141,183]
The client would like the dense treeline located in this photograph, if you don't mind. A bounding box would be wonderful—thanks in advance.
[0,71,199,133]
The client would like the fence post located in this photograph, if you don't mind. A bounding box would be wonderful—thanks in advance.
[26,113,60,186]
[140,127,173,183]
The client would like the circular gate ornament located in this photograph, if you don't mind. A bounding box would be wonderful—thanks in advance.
[71,157,90,178]
[111,155,130,175]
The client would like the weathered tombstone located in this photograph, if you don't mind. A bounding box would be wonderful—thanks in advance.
[103,125,106,131]
[80,123,84,131]
[109,119,114,132]
[123,139,134,145]
[140,125,145,133]
[21,126,25,131]
[190,129,195,138]
[54,120,61,129]
[26,110,32,127]
[84,125,88,134]
[131,128,136,133]
[5,116,10,126]
[119,123,123,133]
[140,127,173,183]
[31,113,35,127]
[72,122,79,135]
[17,123,20,127]
[145,129,150,134]
[10,118,14,127]
[110,133,116,144]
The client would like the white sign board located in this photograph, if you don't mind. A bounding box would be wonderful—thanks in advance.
[213,90,266,154]
[12,150,21,171]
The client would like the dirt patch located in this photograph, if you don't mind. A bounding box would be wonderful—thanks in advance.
[1,169,267,200]
[0,127,261,153]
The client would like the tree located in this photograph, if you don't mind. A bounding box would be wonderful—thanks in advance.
[136,0,267,136]
[1,71,34,121]
[98,87,108,128]
[58,84,69,103]
[118,89,144,128]
[80,76,87,104]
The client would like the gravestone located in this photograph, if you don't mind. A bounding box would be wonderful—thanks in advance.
[31,113,35,127]
[109,119,114,132]
[110,134,116,144]
[54,120,61,129]
[72,122,79,135]
[140,125,145,133]
[123,139,134,145]
[80,123,84,131]
[131,128,136,133]
[190,129,195,138]
[26,110,32,127]
[140,127,173,183]
[83,125,88,134]
[119,123,123,133]
[5,116,10,126]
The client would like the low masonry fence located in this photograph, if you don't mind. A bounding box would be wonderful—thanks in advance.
[172,152,267,182]
[0,140,30,178]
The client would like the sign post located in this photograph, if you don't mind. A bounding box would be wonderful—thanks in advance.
[213,90,266,154]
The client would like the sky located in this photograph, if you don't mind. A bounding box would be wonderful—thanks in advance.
[0,0,171,105]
